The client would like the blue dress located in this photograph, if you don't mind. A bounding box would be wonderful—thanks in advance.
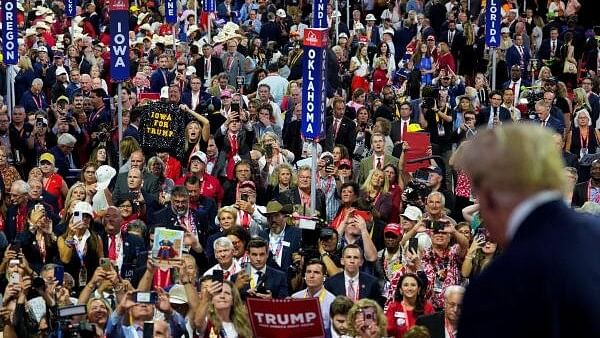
[419,56,433,85]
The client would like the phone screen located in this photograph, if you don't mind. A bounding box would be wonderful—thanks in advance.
[72,211,83,224]
[212,270,224,284]
[54,265,65,285]
[409,237,419,253]
[362,307,375,327]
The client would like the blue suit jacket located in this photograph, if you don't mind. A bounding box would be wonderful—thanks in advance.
[457,200,600,338]
[541,114,565,135]
[505,45,531,71]
[150,68,174,93]
[19,90,49,114]
[324,271,384,307]
[259,226,302,272]
[476,106,512,127]
[232,266,289,299]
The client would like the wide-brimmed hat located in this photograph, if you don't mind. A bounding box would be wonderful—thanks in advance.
[259,201,284,216]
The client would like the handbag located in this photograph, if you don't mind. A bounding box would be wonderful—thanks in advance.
[563,60,577,74]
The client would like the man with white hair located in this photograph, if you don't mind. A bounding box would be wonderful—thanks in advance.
[416,285,464,338]
[49,133,78,183]
[20,78,49,114]
[455,125,600,337]
[4,180,33,242]
[203,237,240,281]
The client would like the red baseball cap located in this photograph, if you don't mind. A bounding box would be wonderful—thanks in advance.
[339,159,352,168]
[384,223,402,236]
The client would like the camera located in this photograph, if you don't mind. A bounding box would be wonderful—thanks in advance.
[319,227,335,240]
[403,180,430,209]
[431,221,445,232]
[55,305,97,338]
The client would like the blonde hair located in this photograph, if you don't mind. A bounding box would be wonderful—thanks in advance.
[268,163,298,187]
[62,182,87,223]
[573,88,590,109]
[217,206,238,223]
[207,281,252,338]
[119,136,141,160]
[455,124,567,196]
[361,168,390,194]
[347,299,387,337]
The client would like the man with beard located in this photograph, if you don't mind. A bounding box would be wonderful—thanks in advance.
[373,85,397,121]
[152,185,216,250]
[150,55,175,93]
[572,160,600,206]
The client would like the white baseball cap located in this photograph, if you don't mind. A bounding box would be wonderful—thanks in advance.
[400,205,422,221]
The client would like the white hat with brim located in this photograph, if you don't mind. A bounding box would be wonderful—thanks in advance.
[35,22,51,31]
[139,23,153,32]
[137,12,150,25]
[25,28,37,38]
[95,165,116,191]
[187,25,200,36]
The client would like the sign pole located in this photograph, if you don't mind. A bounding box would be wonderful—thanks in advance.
[335,0,339,44]
[194,0,198,25]
[117,82,124,166]
[10,67,15,119]
[485,0,501,91]
[109,0,131,168]
[491,47,497,91]
[6,67,12,120]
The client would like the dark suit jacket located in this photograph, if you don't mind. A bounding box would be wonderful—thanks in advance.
[537,38,563,61]
[476,106,512,127]
[457,200,600,338]
[324,272,384,307]
[150,68,175,93]
[277,188,327,220]
[323,116,356,154]
[49,145,78,183]
[99,232,148,287]
[19,90,49,114]
[416,312,445,338]
[194,56,224,87]
[572,181,591,207]
[258,226,302,272]
[540,114,565,135]
[213,127,255,179]
[231,266,289,299]
[440,29,465,57]
[111,171,160,203]
[151,205,217,249]
[505,44,531,71]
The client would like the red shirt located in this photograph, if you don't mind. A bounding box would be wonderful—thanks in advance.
[164,156,182,181]
[386,301,435,338]
[437,52,456,74]
[176,173,224,205]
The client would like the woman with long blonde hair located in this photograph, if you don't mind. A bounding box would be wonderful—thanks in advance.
[194,280,252,338]
[15,56,36,103]
[360,168,392,222]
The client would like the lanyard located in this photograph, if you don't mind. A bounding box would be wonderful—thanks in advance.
[304,287,327,304]
[33,94,42,109]
[270,229,286,261]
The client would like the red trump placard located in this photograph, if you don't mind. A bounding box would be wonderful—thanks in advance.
[247,298,325,338]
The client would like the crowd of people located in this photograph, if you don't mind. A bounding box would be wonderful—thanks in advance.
[0,0,599,337]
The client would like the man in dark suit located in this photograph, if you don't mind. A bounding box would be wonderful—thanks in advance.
[322,97,356,154]
[100,207,148,287]
[581,77,600,124]
[536,99,565,135]
[231,238,289,299]
[278,166,327,219]
[324,244,384,307]
[112,150,160,202]
[258,201,301,272]
[537,27,563,74]
[194,44,224,88]
[150,54,175,93]
[476,91,512,128]
[504,34,531,79]
[572,160,600,207]
[439,21,464,62]
[151,186,217,251]
[502,65,531,107]
[455,124,600,338]
[416,286,464,338]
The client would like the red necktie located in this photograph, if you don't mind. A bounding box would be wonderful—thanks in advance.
[402,121,408,140]
[230,134,238,154]
[108,234,117,261]
[227,55,234,71]
[511,82,517,94]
